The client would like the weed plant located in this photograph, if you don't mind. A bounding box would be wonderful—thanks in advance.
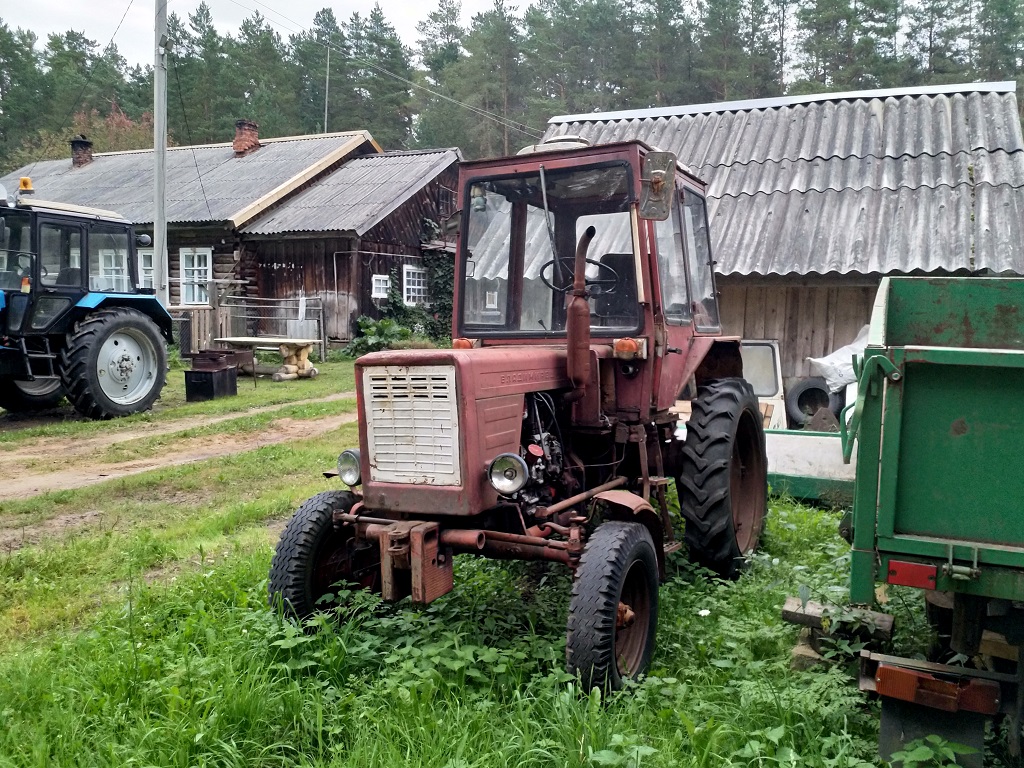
[0,496,899,767]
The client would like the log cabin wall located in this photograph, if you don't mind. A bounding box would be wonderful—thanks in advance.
[241,236,356,342]
[717,275,881,387]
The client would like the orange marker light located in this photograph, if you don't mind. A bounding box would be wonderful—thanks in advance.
[613,337,641,360]
[452,338,474,349]
[20,276,31,293]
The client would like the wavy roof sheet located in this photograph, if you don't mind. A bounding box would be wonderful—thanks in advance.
[240,149,461,236]
[546,82,1024,275]
[0,131,379,227]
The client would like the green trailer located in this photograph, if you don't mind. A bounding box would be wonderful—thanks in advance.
[842,276,1024,761]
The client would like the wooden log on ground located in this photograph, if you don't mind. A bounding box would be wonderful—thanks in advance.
[782,596,894,642]
[272,372,299,382]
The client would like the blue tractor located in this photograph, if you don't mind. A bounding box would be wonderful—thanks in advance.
[0,181,172,419]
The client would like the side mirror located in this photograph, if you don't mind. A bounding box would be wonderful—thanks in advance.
[136,234,152,247]
[638,151,677,221]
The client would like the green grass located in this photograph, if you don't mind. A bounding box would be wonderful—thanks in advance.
[0,490,924,767]
[0,359,356,446]
[0,424,358,641]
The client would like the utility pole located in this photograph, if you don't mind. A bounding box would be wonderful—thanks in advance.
[154,0,169,306]
[324,31,331,133]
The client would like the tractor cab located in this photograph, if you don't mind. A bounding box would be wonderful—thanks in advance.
[0,180,171,419]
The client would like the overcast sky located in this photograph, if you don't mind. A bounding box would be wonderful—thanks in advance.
[2,0,503,68]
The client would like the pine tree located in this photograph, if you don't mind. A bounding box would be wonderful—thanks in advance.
[347,5,414,148]
[290,9,350,135]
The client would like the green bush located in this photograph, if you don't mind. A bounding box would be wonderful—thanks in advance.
[344,316,413,357]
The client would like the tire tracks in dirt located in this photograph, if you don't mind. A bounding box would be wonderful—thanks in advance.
[0,392,357,503]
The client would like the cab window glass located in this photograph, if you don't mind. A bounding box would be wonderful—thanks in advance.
[654,189,690,324]
[89,226,131,292]
[682,191,720,330]
[40,223,82,287]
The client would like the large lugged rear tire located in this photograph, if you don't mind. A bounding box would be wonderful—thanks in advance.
[566,521,659,692]
[677,378,767,578]
[61,307,167,419]
[268,491,381,620]
[0,378,64,413]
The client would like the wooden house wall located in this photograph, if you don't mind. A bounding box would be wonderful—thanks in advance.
[241,236,356,341]
[137,225,239,306]
[717,276,881,386]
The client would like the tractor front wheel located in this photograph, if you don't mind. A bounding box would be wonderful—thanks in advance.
[0,378,64,413]
[566,521,659,692]
[61,307,167,419]
[677,377,767,578]
[269,491,382,620]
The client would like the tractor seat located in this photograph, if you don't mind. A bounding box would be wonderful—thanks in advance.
[56,267,82,286]
[593,253,638,327]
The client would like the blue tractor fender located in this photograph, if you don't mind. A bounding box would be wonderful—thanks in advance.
[74,293,175,343]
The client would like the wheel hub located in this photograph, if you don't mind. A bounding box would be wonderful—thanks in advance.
[109,351,136,383]
[616,601,636,629]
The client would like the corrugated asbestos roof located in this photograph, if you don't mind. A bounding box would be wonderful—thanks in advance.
[239,148,461,236]
[0,131,379,227]
[545,82,1024,276]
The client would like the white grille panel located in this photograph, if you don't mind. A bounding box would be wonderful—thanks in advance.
[363,365,461,485]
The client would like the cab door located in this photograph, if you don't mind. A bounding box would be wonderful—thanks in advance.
[650,184,722,412]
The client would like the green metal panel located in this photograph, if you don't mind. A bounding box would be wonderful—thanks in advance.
[883,277,1024,350]
[847,276,1024,605]
[768,472,853,505]
[893,361,1024,548]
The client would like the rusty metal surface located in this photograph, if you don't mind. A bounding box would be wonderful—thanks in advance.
[240,149,461,236]
[544,84,1024,276]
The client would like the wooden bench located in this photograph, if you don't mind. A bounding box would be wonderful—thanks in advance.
[214,337,321,382]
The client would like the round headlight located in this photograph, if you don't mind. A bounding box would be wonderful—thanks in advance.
[337,449,362,486]
[487,453,529,495]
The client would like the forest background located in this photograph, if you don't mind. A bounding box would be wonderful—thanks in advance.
[0,0,1021,174]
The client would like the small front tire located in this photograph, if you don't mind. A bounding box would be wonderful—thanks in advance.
[566,521,659,692]
[268,491,381,620]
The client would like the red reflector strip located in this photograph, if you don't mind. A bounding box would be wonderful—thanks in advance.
[875,664,1001,715]
[886,560,938,589]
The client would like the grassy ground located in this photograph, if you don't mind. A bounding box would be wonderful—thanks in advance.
[0,359,356,446]
[0,475,937,766]
[0,361,998,767]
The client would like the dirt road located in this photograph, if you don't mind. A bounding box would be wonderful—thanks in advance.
[0,392,357,502]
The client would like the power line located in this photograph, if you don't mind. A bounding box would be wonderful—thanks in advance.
[170,55,215,221]
[213,0,544,141]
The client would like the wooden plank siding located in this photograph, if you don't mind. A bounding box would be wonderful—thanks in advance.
[718,277,880,384]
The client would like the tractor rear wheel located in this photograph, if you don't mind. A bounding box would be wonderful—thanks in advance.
[268,491,382,620]
[0,378,64,413]
[566,521,659,692]
[677,378,767,578]
[61,307,167,419]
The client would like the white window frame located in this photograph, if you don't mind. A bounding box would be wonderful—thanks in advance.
[403,264,428,307]
[181,247,212,305]
[97,248,131,292]
[371,273,391,299]
[138,248,154,290]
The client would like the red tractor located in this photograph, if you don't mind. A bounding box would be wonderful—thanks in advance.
[269,138,767,690]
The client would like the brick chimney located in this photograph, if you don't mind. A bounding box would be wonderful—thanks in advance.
[233,119,260,157]
[70,135,93,168]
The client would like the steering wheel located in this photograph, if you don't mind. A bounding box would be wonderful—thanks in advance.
[539,257,619,295]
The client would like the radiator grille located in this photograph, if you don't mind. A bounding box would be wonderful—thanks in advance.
[363,365,461,485]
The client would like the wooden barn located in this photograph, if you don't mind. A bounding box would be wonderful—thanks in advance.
[237,148,461,341]
[545,82,1024,387]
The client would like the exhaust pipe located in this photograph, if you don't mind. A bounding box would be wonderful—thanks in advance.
[566,225,596,395]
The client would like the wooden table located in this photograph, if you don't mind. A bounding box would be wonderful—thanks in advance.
[214,337,320,381]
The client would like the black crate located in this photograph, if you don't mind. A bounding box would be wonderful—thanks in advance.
[184,367,238,402]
